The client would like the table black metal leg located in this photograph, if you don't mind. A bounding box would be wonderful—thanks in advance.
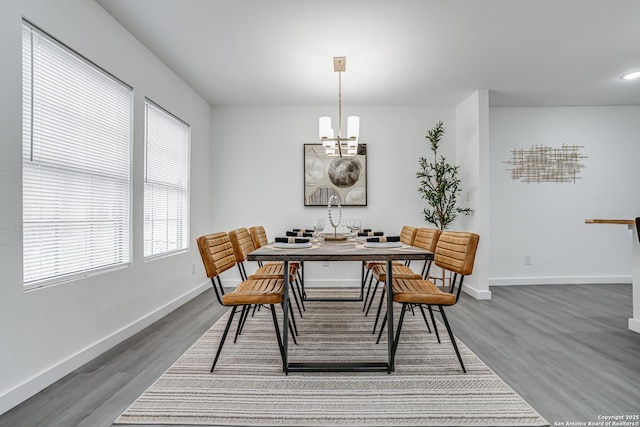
[282,260,289,374]
[386,259,394,373]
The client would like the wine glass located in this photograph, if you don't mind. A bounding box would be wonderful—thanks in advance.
[344,218,355,239]
[313,218,325,242]
[351,219,361,239]
[344,217,352,232]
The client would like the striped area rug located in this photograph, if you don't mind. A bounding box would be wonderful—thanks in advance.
[115,289,548,426]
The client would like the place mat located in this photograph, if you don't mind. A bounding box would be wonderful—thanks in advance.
[364,241,403,248]
[273,242,313,249]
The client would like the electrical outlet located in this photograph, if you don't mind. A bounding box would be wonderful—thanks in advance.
[524,255,532,266]
[191,263,196,274]
[323,262,330,267]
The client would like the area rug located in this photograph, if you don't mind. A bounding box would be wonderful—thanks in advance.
[115,289,548,426]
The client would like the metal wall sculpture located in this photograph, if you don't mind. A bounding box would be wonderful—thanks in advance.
[504,144,587,184]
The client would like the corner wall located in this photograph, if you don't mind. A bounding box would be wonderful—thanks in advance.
[455,91,491,299]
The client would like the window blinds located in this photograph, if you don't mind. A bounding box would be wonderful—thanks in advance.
[22,21,132,287]
[144,100,190,259]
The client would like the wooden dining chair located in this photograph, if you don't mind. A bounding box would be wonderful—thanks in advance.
[248,225,269,261]
[249,225,305,307]
[385,231,479,373]
[229,228,295,282]
[228,228,302,340]
[196,232,286,372]
[368,228,441,333]
[362,225,418,310]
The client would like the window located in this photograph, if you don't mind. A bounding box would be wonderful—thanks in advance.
[22,21,132,288]
[144,100,190,259]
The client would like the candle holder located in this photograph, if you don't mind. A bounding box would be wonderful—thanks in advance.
[327,195,342,238]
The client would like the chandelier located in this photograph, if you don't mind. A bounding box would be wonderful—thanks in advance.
[318,57,360,157]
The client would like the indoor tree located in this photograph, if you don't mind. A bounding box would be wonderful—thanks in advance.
[417,121,472,230]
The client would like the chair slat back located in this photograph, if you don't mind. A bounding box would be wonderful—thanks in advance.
[434,231,479,276]
[413,228,441,252]
[400,226,418,245]
[197,232,237,278]
[228,228,255,263]
[249,225,269,249]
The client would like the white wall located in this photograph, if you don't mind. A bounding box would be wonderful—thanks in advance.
[210,103,640,293]
[210,105,456,285]
[489,106,640,285]
[0,0,212,414]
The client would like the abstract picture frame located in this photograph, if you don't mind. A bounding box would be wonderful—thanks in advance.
[304,143,367,206]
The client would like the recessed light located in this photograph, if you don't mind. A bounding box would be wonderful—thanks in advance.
[621,71,640,80]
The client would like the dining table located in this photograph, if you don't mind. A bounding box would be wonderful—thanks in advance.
[247,237,434,374]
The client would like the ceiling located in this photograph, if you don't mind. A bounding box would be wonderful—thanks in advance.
[95,0,640,107]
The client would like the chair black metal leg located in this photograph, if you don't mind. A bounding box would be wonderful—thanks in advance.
[289,278,304,318]
[376,312,387,344]
[365,279,380,316]
[294,277,306,311]
[242,304,254,327]
[428,305,441,343]
[233,305,249,343]
[210,277,225,305]
[270,304,285,363]
[439,305,466,373]
[288,299,299,336]
[361,262,371,299]
[372,287,386,333]
[391,303,408,359]
[211,306,237,372]
[417,304,432,333]
[362,273,373,311]
[298,285,307,311]
[282,304,298,345]
[288,319,298,345]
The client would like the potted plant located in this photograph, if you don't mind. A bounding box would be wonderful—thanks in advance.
[416,121,472,230]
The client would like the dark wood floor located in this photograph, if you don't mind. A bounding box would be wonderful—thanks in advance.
[1,283,639,427]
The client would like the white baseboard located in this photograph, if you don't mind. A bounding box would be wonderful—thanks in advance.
[628,318,640,334]
[462,283,492,300]
[0,281,210,416]
[489,276,631,286]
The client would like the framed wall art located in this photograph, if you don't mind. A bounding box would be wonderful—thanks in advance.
[304,143,367,206]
